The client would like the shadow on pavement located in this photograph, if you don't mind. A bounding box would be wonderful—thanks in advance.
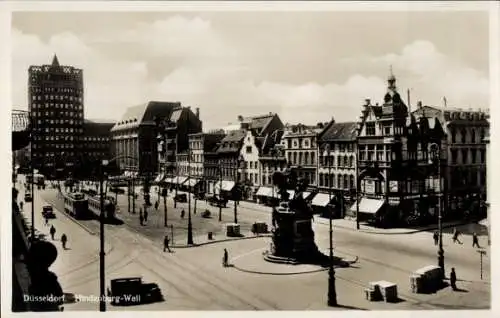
[335,304,368,310]
[453,288,469,293]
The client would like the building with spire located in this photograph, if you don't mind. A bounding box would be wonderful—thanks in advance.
[28,54,85,178]
[353,71,446,227]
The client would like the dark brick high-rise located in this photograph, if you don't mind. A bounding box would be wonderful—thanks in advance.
[28,54,84,178]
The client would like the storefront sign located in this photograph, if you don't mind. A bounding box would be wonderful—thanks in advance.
[365,180,375,194]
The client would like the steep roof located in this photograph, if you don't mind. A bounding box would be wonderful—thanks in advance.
[111,101,181,132]
[320,122,358,141]
[248,113,275,134]
[217,129,246,153]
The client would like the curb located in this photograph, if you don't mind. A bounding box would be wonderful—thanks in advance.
[231,264,328,276]
[315,217,471,235]
[170,233,272,248]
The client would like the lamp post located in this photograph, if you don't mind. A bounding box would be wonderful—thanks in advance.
[234,155,244,224]
[187,148,194,245]
[99,155,138,312]
[355,143,360,230]
[218,162,223,222]
[325,144,337,307]
[430,142,445,279]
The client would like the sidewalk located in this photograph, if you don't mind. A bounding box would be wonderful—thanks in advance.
[159,230,271,249]
[313,215,471,235]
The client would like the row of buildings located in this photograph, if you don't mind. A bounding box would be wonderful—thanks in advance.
[22,56,489,226]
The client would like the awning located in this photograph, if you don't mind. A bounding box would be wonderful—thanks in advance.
[287,190,295,199]
[311,193,333,207]
[171,176,189,185]
[215,180,236,192]
[256,186,273,197]
[302,191,312,200]
[350,198,385,214]
[163,177,174,183]
[154,173,165,183]
[185,178,200,188]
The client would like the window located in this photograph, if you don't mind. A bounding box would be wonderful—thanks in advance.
[461,149,468,164]
[246,146,252,153]
[451,129,456,143]
[384,125,391,135]
[471,149,477,163]
[480,149,485,163]
[471,129,476,143]
[366,122,375,136]
[461,129,466,143]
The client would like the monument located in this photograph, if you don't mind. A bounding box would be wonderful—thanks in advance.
[263,168,328,265]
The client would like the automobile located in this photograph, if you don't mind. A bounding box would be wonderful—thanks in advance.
[207,195,227,208]
[42,205,56,219]
[107,277,163,306]
[24,192,32,202]
[173,194,187,203]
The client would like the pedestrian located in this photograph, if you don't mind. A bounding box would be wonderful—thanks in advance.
[19,201,24,211]
[61,234,68,249]
[144,209,148,223]
[452,228,462,244]
[155,201,159,210]
[450,267,457,290]
[139,213,144,226]
[181,209,185,219]
[163,235,171,253]
[49,225,56,240]
[472,232,480,248]
[433,231,439,246]
[45,216,49,226]
[222,248,229,267]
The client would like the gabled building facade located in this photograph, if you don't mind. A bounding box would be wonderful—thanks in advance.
[355,73,446,227]
[412,104,489,220]
[281,123,323,188]
[317,121,358,217]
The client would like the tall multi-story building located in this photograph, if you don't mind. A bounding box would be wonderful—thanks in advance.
[28,55,84,177]
[175,131,226,193]
[412,103,489,219]
[110,101,185,178]
[355,72,446,227]
[157,106,203,185]
[79,120,114,177]
[317,121,358,217]
[281,123,323,188]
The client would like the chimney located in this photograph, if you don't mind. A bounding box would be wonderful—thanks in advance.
[237,115,244,122]
[364,99,371,106]
[417,101,422,108]
[195,107,200,118]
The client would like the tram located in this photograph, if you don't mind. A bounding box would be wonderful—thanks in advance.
[88,195,117,220]
[63,192,89,219]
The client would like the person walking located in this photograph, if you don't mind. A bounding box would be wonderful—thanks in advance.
[222,248,229,267]
[139,213,144,226]
[450,267,457,290]
[61,234,68,249]
[433,231,439,246]
[144,209,148,223]
[44,215,49,226]
[163,235,171,253]
[452,228,462,244]
[49,225,56,240]
[181,209,185,219]
[472,232,480,248]
[19,201,24,211]
[155,201,159,210]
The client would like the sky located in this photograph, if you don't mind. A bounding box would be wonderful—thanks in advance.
[11,10,490,130]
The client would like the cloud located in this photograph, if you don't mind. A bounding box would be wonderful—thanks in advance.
[12,18,489,131]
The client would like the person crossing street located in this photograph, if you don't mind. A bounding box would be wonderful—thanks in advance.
[433,230,439,246]
[163,235,172,253]
[61,233,68,249]
[49,225,56,240]
[472,232,481,248]
[452,227,462,244]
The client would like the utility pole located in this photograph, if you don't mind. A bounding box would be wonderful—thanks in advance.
[99,160,107,312]
[477,249,486,280]
[187,148,193,245]
[218,162,223,222]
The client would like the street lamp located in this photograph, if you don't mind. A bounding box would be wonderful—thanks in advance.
[234,155,244,224]
[324,144,338,307]
[429,142,445,279]
[99,155,138,312]
[187,148,194,245]
[218,162,223,222]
